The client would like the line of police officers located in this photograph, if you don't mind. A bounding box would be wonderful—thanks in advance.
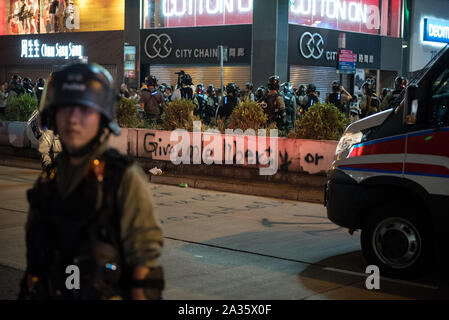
[139,70,408,130]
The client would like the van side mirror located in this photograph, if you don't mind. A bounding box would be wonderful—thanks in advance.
[404,84,418,125]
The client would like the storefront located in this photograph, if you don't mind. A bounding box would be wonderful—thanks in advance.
[0,0,125,86]
[140,24,252,89]
[287,0,404,99]
[0,31,124,87]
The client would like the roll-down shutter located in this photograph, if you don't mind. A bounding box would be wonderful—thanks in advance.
[149,65,251,89]
[289,65,350,102]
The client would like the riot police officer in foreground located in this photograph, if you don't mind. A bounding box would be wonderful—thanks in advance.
[20,63,164,300]
[265,76,286,129]
[380,76,407,111]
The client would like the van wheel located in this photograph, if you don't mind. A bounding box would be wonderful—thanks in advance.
[361,206,432,279]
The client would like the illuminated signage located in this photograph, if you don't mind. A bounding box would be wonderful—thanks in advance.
[20,39,84,59]
[162,0,252,17]
[423,18,449,44]
[289,0,380,31]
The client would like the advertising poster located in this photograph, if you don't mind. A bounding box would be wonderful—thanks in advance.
[2,0,124,35]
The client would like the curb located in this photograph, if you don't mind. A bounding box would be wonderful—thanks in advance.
[0,154,325,204]
[150,174,324,204]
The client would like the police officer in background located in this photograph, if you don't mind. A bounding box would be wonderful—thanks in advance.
[360,77,380,118]
[140,75,166,122]
[205,84,219,125]
[6,75,25,107]
[265,76,286,129]
[305,83,319,112]
[217,83,238,121]
[35,78,46,106]
[193,83,207,118]
[380,76,407,111]
[180,74,194,100]
[20,63,164,300]
[280,82,297,131]
[326,81,352,115]
[243,82,255,101]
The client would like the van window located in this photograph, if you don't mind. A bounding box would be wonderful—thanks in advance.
[430,67,449,125]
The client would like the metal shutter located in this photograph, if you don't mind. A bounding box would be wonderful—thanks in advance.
[289,65,350,103]
[149,65,251,89]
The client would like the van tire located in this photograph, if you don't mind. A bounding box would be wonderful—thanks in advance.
[360,204,432,279]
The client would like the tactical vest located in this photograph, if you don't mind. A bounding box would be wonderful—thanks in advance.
[265,93,280,123]
[222,95,237,118]
[25,148,133,300]
[328,92,343,112]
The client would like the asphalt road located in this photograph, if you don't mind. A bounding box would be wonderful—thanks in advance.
[0,165,447,300]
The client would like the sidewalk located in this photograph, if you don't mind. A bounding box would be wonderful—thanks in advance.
[0,154,325,203]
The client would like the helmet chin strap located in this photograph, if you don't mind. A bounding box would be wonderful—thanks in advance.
[64,128,109,158]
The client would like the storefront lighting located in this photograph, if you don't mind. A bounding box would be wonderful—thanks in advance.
[290,0,379,26]
[162,0,253,17]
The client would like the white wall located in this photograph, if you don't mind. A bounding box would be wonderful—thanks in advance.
[409,0,449,72]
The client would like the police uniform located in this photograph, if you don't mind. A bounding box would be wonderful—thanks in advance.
[21,63,164,300]
[38,129,62,170]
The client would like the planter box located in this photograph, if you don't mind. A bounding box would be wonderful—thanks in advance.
[122,128,338,176]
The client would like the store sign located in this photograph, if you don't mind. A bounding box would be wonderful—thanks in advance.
[20,39,83,59]
[143,0,252,28]
[140,25,251,64]
[124,46,137,78]
[423,18,449,44]
[289,0,382,35]
[162,0,252,16]
[290,25,380,69]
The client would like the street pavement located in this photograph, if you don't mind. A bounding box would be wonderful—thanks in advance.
[0,165,447,300]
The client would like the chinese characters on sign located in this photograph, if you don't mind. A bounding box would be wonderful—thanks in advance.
[20,39,84,59]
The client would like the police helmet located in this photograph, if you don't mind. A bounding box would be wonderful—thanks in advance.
[37,78,46,90]
[255,86,266,101]
[332,80,341,92]
[394,76,407,91]
[145,75,158,87]
[181,74,193,86]
[206,84,215,95]
[365,77,376,90]
[39,63,120,136]
[267,76,280,91]
[306,83,316,94]
[225,83,237,95]
[196,83,204,94]
[11,74,23,87]
[245,82,253,91]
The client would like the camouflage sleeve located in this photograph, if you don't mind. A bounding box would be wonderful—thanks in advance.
[38,131,53,167]
[118,164,163,269]
[380,92,392,111]
[277,96,287,122]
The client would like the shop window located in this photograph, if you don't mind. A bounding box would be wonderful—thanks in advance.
[2,0,124,36]
[142,0,253,29]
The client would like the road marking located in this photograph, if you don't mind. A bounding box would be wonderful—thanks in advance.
[323,267,440,290]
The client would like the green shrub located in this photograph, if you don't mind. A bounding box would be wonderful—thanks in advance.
[227,99,270,131]
[5,94,38,121]
[161,99,196,131]
[116,97,140,128]
[289,102,349,140]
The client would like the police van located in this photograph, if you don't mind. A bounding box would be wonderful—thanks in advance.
[325,44,449,278]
